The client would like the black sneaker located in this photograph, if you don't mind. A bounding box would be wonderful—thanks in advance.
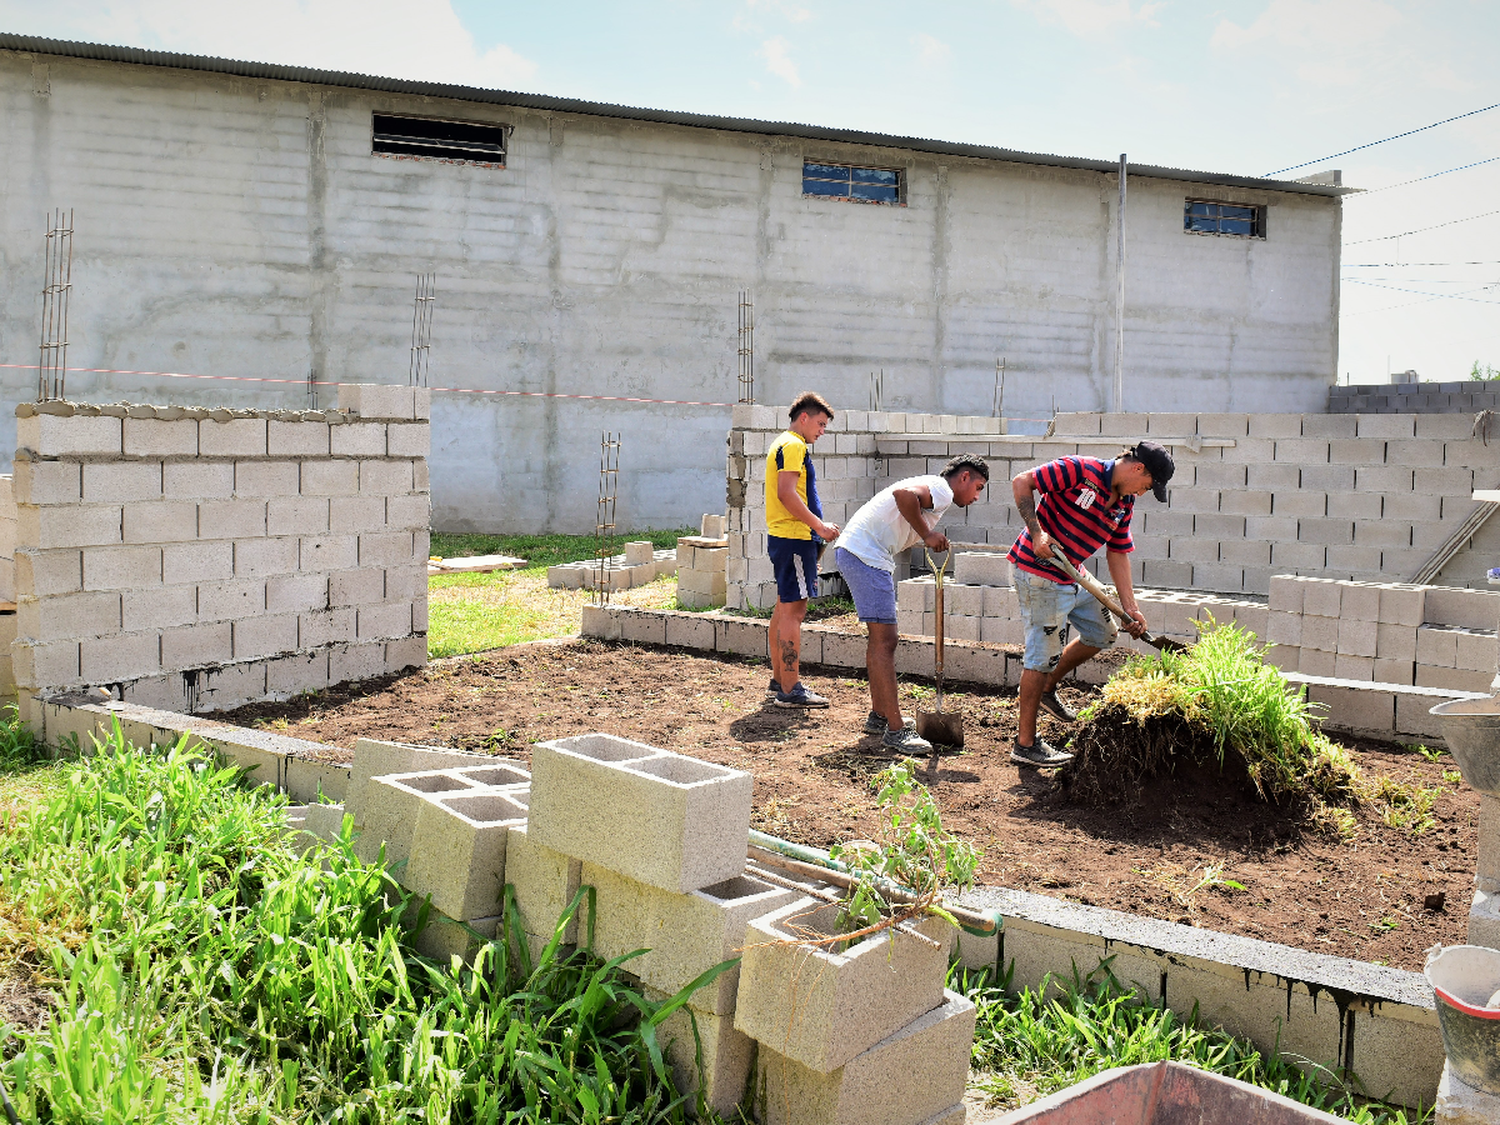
[767,678,781,695]
[1011,737,1074,768]
[775,683,830,708]
[864,711,917,735]
[1038,689,1076,723]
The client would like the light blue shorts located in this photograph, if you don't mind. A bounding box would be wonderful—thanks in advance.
[1011,563,1118,672]
[835,547,897,625]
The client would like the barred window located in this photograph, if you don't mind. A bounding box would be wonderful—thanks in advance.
[1185,199,1265,239]
[803,162,903,205]
[372,114,508,166]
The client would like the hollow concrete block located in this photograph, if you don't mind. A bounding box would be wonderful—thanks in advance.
[752,989,975,1125]
[411,906,501,966]
[529,733,751,894]
[953,551,1010,587]
[735,899,953,1074]
[584,864,797,1014]
[356,770,486,866]
[645,983,758,1120]
[345,737,497,816]
[505,823,583,949]
[407,790,528,920]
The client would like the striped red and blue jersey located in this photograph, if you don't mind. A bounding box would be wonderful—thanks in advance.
[1007,457,1134,583]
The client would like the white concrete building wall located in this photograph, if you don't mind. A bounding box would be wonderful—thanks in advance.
[1,47,1341,533]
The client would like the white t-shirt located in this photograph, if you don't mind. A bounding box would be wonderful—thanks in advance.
[834,475,955,573]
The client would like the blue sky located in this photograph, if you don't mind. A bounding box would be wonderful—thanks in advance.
[5,0,1498,384]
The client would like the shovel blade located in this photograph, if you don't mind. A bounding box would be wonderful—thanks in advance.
[915,710,965,749]
[1147,633,1189,654]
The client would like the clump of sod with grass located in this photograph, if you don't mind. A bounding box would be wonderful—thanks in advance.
[0,717,723,1123]
[1063,617,1363,815]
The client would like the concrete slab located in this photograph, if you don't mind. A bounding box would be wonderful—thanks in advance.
[530,733,752,894]
[735,898,953,1074]
[430,554,527,573]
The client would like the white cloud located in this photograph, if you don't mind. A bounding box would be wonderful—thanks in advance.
[758,36,801,86]
[1010,0,1164,37]
[914,33,951,68]
[1,0,539,89]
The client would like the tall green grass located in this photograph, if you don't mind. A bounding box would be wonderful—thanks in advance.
[0,724,712,1123]
[960,960,1426,1124]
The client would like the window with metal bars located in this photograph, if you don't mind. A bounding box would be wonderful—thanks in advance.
[1184,199,1265,238]
[372,113,508,166]
[803,161,903,204]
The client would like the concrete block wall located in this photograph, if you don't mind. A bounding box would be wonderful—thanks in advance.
[727,408,1500,608]
[676,533,729,609]
[1330,379,1500,415]
[10,385,430,716]
[546,547,676,591]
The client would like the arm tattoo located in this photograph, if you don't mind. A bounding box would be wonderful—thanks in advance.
[1016,494,1042,536]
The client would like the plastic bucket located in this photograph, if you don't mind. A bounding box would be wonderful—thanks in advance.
[1426,944,1500,1095]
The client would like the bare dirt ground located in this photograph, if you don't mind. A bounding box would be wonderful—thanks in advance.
[222,636,1479,973]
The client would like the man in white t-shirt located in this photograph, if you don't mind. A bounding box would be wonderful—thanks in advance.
[832,454,990,753]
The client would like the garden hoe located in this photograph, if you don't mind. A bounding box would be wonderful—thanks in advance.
[1046,553,1188,654]
[915,550,965,749]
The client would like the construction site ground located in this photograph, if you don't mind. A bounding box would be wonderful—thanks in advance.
[222,635,1479,974]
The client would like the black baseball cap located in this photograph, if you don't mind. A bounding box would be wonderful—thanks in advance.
[1129,441,1175,502]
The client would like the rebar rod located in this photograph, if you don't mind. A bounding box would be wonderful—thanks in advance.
[409,272,436,387]
[37,208,74,402]
[592,432,621,606]
[736,289,754,404]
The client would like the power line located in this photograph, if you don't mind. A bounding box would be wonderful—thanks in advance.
[1343,278,1500,304]
[1346,208,1500,246]
[1347,155,1500,197]
[1344,260,1500,267]
[1266,101,1500,176]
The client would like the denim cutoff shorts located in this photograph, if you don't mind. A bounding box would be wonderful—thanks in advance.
[1011,563,1118,672]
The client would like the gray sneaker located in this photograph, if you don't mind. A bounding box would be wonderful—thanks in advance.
[1038,689,1076,723]
[767,678,781,695]
[882,726,933,753]
[1011,737,1074,768]
[864,711,917,735]
[775,683,830,708]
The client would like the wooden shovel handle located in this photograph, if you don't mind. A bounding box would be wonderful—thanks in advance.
[1046,552,1128,620]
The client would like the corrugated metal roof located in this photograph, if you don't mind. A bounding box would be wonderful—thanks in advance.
[0,32,1349,198]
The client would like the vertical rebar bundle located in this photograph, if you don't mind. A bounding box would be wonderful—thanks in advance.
[409,272,436,387]
[37,208,74,403]
[868,368,883,413]
[592,432,622,606]
[737,290,755,404]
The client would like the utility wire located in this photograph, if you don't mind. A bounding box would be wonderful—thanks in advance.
[1347,155,1500,197]
[1266,101,1500,176]
[1344,260,1500,267]
[1346,208,1500,246]
[1344,278,1500,304]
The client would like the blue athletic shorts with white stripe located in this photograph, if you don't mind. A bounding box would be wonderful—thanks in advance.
[768,535,820,603]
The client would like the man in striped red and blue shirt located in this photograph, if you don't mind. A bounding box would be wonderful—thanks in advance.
[1005,442,1175,768]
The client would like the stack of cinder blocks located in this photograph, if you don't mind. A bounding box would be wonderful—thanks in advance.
[547,542,676,591]
[677,514,730,609]
[1267,576,1499,692]
[10,384,430,719]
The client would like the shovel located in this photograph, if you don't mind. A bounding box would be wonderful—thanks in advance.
[915,550,965,748]
[1046,553,1188,654]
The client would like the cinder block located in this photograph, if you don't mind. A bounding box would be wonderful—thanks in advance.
[1416,626,1459,668]
[664,611,715,651]
[361,461,415,496]
[504,822,583,949]
[198,578,266,621]
[384,563,426,601]
[80,631,160,683]
[123,500,199,543]
[200,417,267,457]
[384,633,427,673]
[338,383,417,420]
[952,552,1010,587]
[1337,617,1377,658]
[753,990,975,1125]
[122,585,198,632]
[267,420,330,457]
[529,733,751,894]
[585,864,796,1014]
[1375,621,1418,662]
[330,566,386,606]
[329,640,386,684]
[82,545,162,591]
[298,607,356,648]
[715,615,768,658]
[1300,615,1339,653]
[406,790,528,920]
[17,590,120,644]
[330,496,387,534]
[13,459,83,505]
[17,414,121,457]
[13,639,81,689]
[411,909,500,966]
[1373,658,1414,685]
[268,497,330,537]
[359,531,416,568]
[161,622,233,671]
[162,461,234,501]
[736,897,954,1074]
[123,418,197,457]
[356,769,484,866]
[385,494,430,531]
[18,504,122,549]
[1304,681,1395,734]
[1456,629,1497,673]
[1333,654,1375,681]
[300,534,359,572]
[200,498,267,539]
[266,650,331,697]
[162,541,232,585]
[1266,611,1302,647]
[387,424,430,457]
[1300,579,1342,619]
[301,460,360,497]
[235,537,298,578]
[266,573,329,614]
[648,986,758,1120]
[15,548,82,596]
[1298,648,1336,677]
[232,613,299,661]
[83,461,159,503]
[345,737,501,816]
[357,601,412,641]
[330,423,387,458]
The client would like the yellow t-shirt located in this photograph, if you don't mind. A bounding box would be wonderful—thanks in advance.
[766,430,813,540]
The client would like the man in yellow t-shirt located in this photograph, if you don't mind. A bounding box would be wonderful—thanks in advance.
[764,392,840,708]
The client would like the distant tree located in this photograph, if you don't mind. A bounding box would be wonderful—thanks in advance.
[1470,360,1500,381]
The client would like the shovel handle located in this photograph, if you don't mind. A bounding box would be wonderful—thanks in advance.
[925,551,948,703]
[1046,552,1128,620]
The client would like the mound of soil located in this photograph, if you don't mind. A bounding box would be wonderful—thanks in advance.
[221,638,1479,972]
